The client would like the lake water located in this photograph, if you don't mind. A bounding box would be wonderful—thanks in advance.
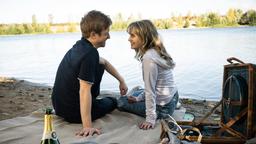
[0,27,255,101]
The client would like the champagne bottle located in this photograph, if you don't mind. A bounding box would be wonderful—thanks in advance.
[40,108,60,144]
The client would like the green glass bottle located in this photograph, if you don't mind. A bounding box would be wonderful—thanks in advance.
[40,108,60,144]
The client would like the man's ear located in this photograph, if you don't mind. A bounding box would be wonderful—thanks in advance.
[89,31,97,39]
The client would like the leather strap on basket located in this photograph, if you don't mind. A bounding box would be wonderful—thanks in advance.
[227,57,245,64]
[178,127,202,142]
[160,115,183,142]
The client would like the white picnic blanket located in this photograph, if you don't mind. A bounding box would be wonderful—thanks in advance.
[0,91,186,144]
[0,108,188,144]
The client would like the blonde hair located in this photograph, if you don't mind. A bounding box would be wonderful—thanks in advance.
[127,20,174,67]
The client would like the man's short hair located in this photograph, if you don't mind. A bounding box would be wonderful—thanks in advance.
[80,10,112,38]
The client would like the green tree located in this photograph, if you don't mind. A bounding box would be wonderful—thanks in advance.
[112,13,127,30]
[239,10,256,26]
[153,19,170,29]
[34,24,51,33]
[167,18,175,28]
[235,9,243,20]
[226,9,237,25]
[0,25,7,35]
[67,22,77,32]
[206,12,221,26]
[177,15,184,28]
[23,23,34,33]
[183,19,190,28]
[195,14,208,27]
[249,11,256,25]
[16,24,25,34]
[7,24,17,34]
[226,8,243,26]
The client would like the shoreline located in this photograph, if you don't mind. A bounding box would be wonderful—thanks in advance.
[0,76,221,122]
[0,25,254,36]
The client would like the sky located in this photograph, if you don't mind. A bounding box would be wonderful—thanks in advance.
[0,0,256,24]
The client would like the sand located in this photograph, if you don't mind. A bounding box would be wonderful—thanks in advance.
[0,76,221,122]
[0,77,52,120]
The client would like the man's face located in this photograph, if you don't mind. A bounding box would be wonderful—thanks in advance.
[93,28,110,48]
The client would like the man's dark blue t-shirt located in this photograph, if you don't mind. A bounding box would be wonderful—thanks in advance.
[51,37,104,120]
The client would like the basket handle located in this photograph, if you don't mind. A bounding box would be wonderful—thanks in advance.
[227,57,245,64]
[178,127,202,142]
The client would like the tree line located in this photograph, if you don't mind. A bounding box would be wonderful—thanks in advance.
[0,9,255,35]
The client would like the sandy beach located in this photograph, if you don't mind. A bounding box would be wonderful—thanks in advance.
[0,77,52,120]
[2,76,256,144]
[0,76,221,122]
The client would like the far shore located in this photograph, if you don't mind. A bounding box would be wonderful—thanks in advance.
[0,25,254,37]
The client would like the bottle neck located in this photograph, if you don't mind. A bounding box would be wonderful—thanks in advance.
[43,114,53,133]
[41,110,60,143]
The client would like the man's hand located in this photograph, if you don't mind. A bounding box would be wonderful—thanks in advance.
[139,121,154,130]
[100,57,128,96]
[119,81,128,96]
[75,127,101,137]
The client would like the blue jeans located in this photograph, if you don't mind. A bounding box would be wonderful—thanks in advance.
[117,88,179,119]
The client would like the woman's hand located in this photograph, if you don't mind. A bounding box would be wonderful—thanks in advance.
[75,127,101,137]
[127,96,137,103]
[139,121,154,130]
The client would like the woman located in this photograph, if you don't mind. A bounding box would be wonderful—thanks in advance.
[117,20,179,130]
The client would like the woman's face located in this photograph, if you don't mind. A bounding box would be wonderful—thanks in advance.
[128,30,143,50]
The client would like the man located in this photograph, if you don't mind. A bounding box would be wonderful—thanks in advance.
[51,10,128,137]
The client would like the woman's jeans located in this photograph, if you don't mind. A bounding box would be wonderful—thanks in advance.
[117,87,179,119]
